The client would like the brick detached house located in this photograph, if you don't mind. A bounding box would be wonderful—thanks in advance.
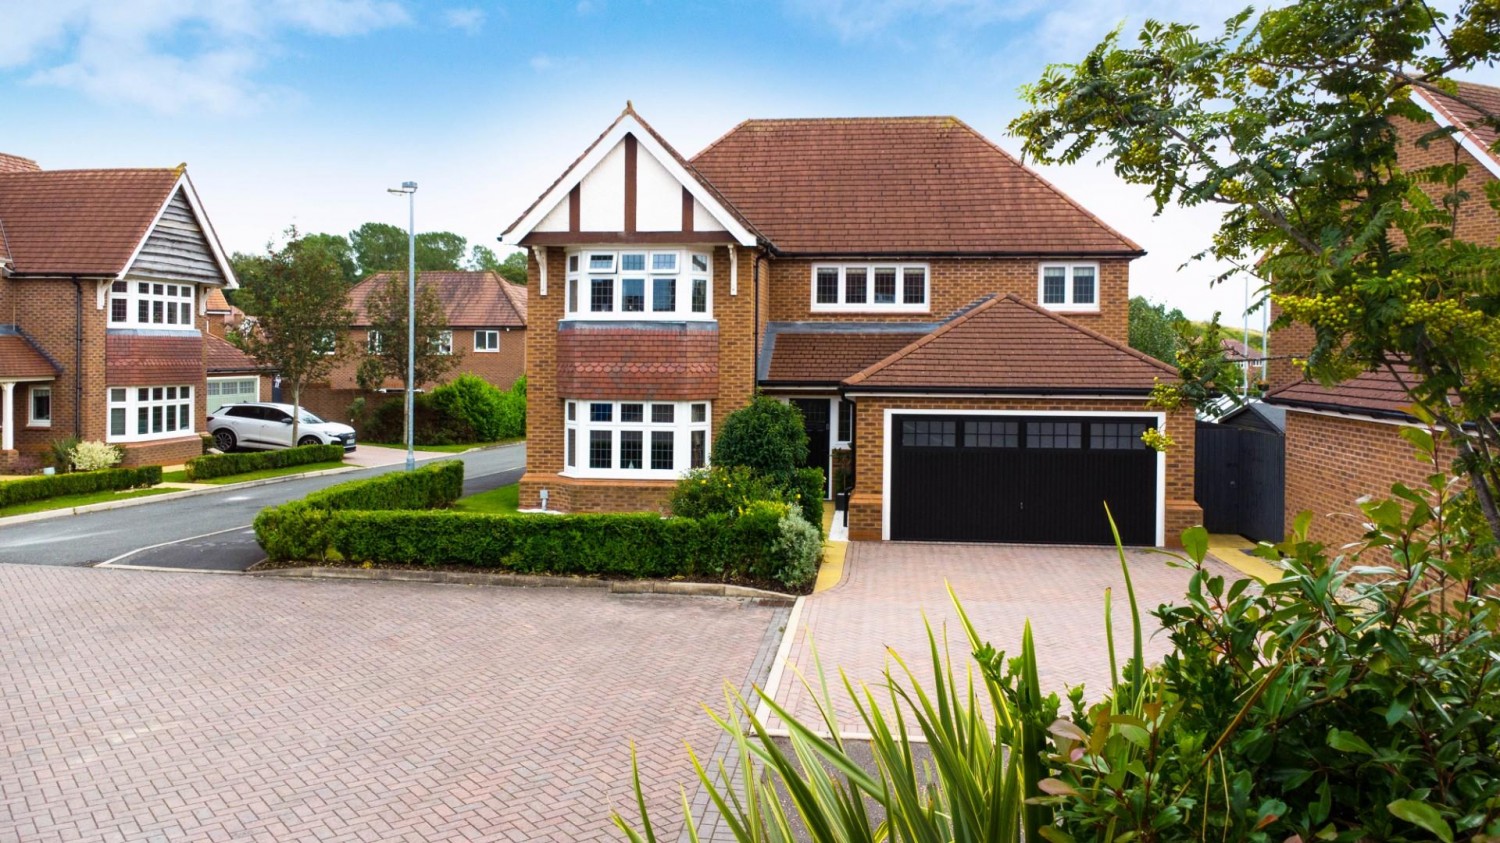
[0,153,237,469]
[500,106,1201,545]
[296,270,527,425]
[1266,80,1500,549]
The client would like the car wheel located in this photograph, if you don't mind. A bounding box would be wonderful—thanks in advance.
[298,435,322,447]
[214,429,237,452]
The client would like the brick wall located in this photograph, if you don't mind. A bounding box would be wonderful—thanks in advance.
[11,278,109,453]
[845,396,1200,545]
[764,257,1130,344]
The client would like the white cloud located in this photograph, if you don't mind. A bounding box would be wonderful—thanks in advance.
[442,7,486,34]
[4,1,410,115]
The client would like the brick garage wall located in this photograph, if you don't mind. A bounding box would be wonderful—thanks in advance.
[765,257,1130,345]
[846,396,1200,545]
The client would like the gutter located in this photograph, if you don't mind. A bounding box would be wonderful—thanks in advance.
[767,249,1147,260]
[839,385,1156,397]
[1262,394,1422,424]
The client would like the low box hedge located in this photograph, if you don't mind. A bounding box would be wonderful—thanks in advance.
[186,443,345,481]
[253,460,464,561]
[0,465,162,509]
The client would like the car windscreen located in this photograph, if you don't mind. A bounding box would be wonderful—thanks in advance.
[299,411,325,425]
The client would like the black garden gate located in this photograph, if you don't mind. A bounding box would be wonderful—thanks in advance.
[1194,422,1285,543]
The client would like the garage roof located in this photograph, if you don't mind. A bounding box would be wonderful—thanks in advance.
[843,294,1175,393]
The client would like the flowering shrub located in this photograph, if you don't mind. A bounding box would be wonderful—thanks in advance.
[70,440,123,471]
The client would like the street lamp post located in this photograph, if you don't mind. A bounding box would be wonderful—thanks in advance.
[387,181,418,471]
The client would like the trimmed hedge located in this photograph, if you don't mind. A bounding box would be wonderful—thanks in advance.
[0,465,162,509]
[253,460,464,561]
[186,444,345,481]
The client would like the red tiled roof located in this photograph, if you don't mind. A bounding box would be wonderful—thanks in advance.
[1418,80,1500,172]
[105,334,203,386]
[844,294,1175,392]
[499,278,528,325]
[691,117,1141,256]
[765,330,930,384]
[1265,366,1417,418]
[0,168,180,276]
[0,154,40,175]
[0,332,60,379]
[350,271,527,328]
[205,333,261,374]
[556,324,718,400]
[204,287,231,313]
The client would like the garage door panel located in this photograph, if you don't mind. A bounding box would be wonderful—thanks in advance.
[890,414,1157,545]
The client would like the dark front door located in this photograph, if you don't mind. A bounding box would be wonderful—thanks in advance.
[890,415,1159,545]
[792,398,832,498]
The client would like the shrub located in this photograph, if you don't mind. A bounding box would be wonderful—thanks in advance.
[669,465,784,519]
[495,380,526,439]
[48,437,80,473]
[70,440,122,472]
[430,375,507,441]
[769,507,822,589]
[185,443,344,481]
[712,395,809,476]
[785,466,825,527]
[0,465,162,508]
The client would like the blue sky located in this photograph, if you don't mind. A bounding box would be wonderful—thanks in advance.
[3,0,1496,321]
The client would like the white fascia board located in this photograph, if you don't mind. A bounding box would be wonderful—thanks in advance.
[505,115,757,247]
[117,172,240,289]
[1412,90,1500,180]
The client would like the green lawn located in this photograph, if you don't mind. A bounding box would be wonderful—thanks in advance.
[451,483,520,514]
[161,459,346,485]
[0,487,173,518]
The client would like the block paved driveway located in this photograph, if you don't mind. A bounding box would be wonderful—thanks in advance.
[770,542,1239,732]
[1,565,781,842]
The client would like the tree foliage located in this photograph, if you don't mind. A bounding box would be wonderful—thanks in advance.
[712,396,810,476]
[354,270,460,395]
[228,229,353,441]
[298,232,359,284]
[497,250,528,285]
[348,222,469,275]
[1010,0,1500,536]
[1127,296,1186,364]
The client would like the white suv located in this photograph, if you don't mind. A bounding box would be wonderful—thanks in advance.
[207,403,357,453]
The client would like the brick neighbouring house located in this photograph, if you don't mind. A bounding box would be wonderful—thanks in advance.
[0,153,238,469]
[295,270,527,427]
[499,106,1201,546]
[1265,80,1500,549]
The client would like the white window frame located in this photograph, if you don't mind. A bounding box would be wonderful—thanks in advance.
[475,329,500,352]
[435,331,454,355]
[565,248,714,321]
[108,279,197,329]
[206,377,259,413]
[1037,262,1100,312]
[367,330,383,354]
[28,385,51,427]
[810,263,929,313]
[562,399,711,479]
[106,384,194,443]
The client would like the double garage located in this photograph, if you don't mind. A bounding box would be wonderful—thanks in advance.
[885,412,1164,546]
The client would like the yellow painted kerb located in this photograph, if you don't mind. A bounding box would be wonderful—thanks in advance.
[816,502,847,593]
[1207,533,1284,583]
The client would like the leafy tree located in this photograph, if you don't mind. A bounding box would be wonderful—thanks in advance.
[229,229,353,442]
[355,271,460,447]
[1010,0,1500,536]
[299,232,359,284]
[467,244,503,273]
[348,222,470,275]
[498,250,528,285]
[1127,296,1186,364]
[712,395,809,476]
[225,251,267,311]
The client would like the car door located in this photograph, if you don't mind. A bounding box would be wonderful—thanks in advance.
[262,407,295,448]
[220,405,269,447]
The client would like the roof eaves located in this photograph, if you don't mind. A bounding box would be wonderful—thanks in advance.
[1413,85,1500,179]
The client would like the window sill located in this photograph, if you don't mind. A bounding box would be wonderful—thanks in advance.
[561,468,691,481]
[810,304,930,315]
[1042,304,1101,313]
[107,432,200,445]
[473,349,499,354]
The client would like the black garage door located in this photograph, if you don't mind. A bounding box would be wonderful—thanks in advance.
[890,415,1158,545]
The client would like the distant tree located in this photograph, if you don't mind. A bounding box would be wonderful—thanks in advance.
[349,222,471,275]
[498,250,528,285]
[418,232,468,270]
[356,271,460,442]
[225,251,269,311]
[299,232,359,284]
[229,229,353,442]
[467,244,503,273]
[1127,296,1186,364]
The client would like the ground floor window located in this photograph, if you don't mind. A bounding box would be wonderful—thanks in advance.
[563,399,710,479]
[207,377,259,413]
[108,385,193,443]
[28,386,51,426]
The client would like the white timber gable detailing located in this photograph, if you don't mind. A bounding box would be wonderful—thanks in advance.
[537,198,571,232]
[533,246,548,296]
[119,173,238,289]
[579,142,627,231]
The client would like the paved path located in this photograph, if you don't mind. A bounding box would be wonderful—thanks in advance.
[0,564,781,842]
[769,542,1238,732]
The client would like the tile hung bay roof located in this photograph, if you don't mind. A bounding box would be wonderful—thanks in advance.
[351,271,527,328]
[844,294,1175,393]
[761,325,935,385]
[690,117,1142,256]
[1418,80,1500,173]
[0,168,180,276]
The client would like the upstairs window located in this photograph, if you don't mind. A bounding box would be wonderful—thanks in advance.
[810,264,927,313]
[475,330,500,352]
[1038,263,1098,311]
[109,280,196,329]
[565,249,713,320]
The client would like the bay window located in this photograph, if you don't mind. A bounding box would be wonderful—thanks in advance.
[109,280,196,328]
[564,399,710,478]
[811,263,928,312]
[107,385,194,442]
[565,249,713,320]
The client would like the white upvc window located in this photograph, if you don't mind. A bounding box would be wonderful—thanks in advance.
[563,399,710,479]
[435,331,454,355]
[107,385,193,443]
[474,330,500,352]
[367,330,383,354]
[109,280,197,328]
[565,249,713,321]
[314,330,337,355]
[1038,262,1099,311]
[810,263,928,313]
[28,386,51,427]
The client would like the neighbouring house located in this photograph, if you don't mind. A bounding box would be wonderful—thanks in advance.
[500,106,1201,545]
[1265,80,1500,550]
[0,153,237,469]
[295,270,527,426]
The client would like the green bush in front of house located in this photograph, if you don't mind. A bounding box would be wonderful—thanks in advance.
[0,465,162,509]
[671,464,824,529]
[185,443,345,481]
[360,376,527,446]
[711,395,809,475]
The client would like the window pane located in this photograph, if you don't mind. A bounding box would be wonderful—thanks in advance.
[621,403,644,423]
[589,254,614,272]
[903,268,926,304]
[691,253,709,272]
[166,302,178,324]
[691,278,707,313]
[620,253,646,271]
[139,300,149,322]
[651,252,677,272]
[165,405,177,431]
[591,278,613,312]
[112,280,127,293]
[690,430,706,468]
[567,429,576,467]
[181,303,192,324]
[652,278,675,312]
[31,389,50,421]
[1043,267,1067,304]
[152,387,163,401]
[590,403,612,423]
[568,254,579,272]
[152,406,163,432]
[589,431,612,468]
[567,401,576,421]
[1027,421,1082,449]
[692,403,707,423]
[111,299,127,323]
[568,278,578,313]
[651,404,674,424]
[208,382,222,396]
[838,400,854,442]
[137,407,148,434]
[138,388,149,401]
[965,420,1018,448]
[180,403,190,428]
[111,388,126,402]
[153,284,164,296]
[1091,422,1149,450]
[110,408,126,437]
[873,269,897,303]
[619,431,644,469]
[1072,267,1096,305]
[816,268,839,304]
[651,431,674,470]
[152,300,164,323]
[845,268,867,304]
[901,419,955,447]
[622,278,645,312]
